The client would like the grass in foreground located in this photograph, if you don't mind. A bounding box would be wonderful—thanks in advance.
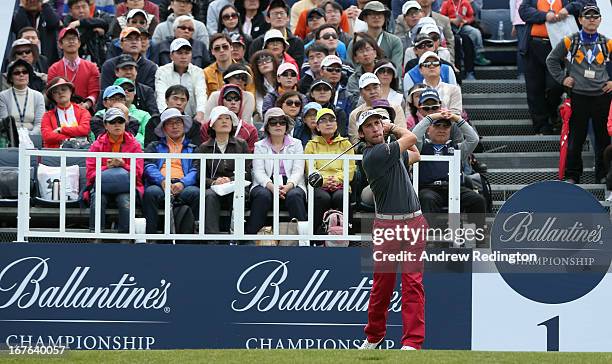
[3,349,612,364]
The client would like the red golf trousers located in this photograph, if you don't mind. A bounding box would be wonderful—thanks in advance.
[365,214,428,349]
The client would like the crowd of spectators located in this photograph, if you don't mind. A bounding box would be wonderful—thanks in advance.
[4,0,608,241]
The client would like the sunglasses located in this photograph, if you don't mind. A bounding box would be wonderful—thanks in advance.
[268,119,288,126]
[320,33,338,40]
[228,74,248,82]
[284,99,301,107]
[177,25,194,32]
[121,86,135,93]
[312,86,331,92]
[280,71,297,78]
[376,68,394,75]
[421,61,440,68]
[213,44,230,52]
[106,118,126,125]
[15,49,32,56]
[222,12,239,21]
[11,70,28,76]
[257,56,273,65]
[224,95,241,102]
[420,104,441,111]
[583,14,601,19]
[317,116,336,124]
[323,66,342,73]
[416,41,434,49]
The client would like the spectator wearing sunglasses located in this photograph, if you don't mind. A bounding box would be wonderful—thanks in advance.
[412,88,485,230]
[405,83,428,129]
[153,1,209,48]
[11,0,61,65]
[394,1,423,49]
[304,24,348,62]
[203,64,256,123]
[204,34,238,97]
[16,27,49,74]
[373,60,405,112]
[404,34,458,82]
[277,90,306,125]
[90,85,142,143]
[293,101,322,147]
[200,84,258,152]
[246,107,307,235]
[229,33,251,66]
[85,106,144,235]
[151,15,211,68]
[250,50,279,118]
[309,79,349,137]
[319,55,353,118]
[404,52,458,106]
[292,1,351,41]
[155,38,208,124]
[262,63,307,117]
[404,25,453,68]
[3,39,47,93]
[109,7,159,41]
[262,29,300,73]
[218,4,253,49]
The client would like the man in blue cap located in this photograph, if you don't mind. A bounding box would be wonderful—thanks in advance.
[90,85,140,141]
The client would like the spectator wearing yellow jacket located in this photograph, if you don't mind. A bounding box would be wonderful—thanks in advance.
[305,108,355,233]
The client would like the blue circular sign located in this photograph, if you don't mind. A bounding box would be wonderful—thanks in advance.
[491,181,612,304]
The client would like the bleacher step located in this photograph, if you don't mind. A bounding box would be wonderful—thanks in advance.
[472,119,534,136]
[473,65,519,80]
[465,104,530,120]
[463,93,526,105]
[475,152,593,169]
[461,79,526,94]
[485,168,596,185]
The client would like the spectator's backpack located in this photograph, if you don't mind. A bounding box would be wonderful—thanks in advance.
[565,32,610,74]
[465,172,493,213]
[172,203,195,234]
[323,209,349,247]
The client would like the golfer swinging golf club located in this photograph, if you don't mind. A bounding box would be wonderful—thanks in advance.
[357,108,428,351]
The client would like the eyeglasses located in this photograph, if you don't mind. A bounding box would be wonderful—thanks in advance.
[320,33,338,40]
[106,118,126,125]
[312,86,331,92]
[213,43,231,52]
[268,119,288,126]
[257,55,273,65]
[317,116,336,124]
[121,86,135,93]
[420,104,441,111]
[421,61,440,68]
[228,74,248,83]
[224,95,241,102]
[11,70,28,76]
[15,49,32,56]
[416,41,434,49]
[356,46,375,56]
[164,119,184,127]
[280,71,297,78]
[268,10,287,18]
[61,36,79,43]
[284,99,301,107]
[323,66,342,73]
[177,25,194,32]
[429,33,440,41]
[222,12,239,21]
[583,14,601,20]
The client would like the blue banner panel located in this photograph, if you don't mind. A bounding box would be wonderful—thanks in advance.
[0,243,471,350]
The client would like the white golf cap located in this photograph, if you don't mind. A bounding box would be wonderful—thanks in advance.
[277,62,298,76]
[419,51,440,65]
[373,62,397,76]
[127,8,148,20]
[170,38,192,52]
[356,108,388,130]
[402,1,421,14]
[321,55,342,68]
[156,108,193,137]
[263,29,289,48]
[209,106,239,128]
[420,24,441,35]
[417,17,437,27]
[359,73,381,89]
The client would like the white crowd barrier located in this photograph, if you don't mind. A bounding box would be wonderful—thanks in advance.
[15,144,461,243]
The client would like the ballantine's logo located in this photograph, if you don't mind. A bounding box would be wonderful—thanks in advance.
[231,260,401,312]
[0,257,171,310]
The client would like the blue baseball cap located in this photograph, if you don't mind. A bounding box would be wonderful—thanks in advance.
[418,88,440,104]
[302,102,322,117]
[103,85,126,100]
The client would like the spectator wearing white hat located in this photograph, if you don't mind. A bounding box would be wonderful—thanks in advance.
[153,2,209,48]
[109,7,159,40]
[3,39,47,93]
[150,15,212,68]
[404,51,457,97]
[203,64,257,123]
[262,62,306,116]
[142,108,200,234]
[155,38,207,124]
[246,107,307,235]
[319,55,353,118]
[394,1,423,48]
[373,60,405,111]
[348,73,406,144]
[404,24,452,67]
[196,106,251,238]
[263,29,300,72]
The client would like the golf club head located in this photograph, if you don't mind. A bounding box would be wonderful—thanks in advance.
[308,172,324,188]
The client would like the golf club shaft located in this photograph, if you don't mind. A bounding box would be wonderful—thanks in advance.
[313,141,360,172]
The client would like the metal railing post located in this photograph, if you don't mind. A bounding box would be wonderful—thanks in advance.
[16,144,31,242]
[232,157,245,237]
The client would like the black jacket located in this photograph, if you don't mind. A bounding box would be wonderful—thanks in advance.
[249,29,305,67]
[63,11,113,68]
[159,0,208,22]
[196,136,251,188]
[235,3,270,43]
[151,38,211,69]
[100,54,158,91]
[11,3,61,64]
[134,82,159,117]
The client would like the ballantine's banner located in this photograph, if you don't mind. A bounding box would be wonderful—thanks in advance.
[0,243,471,350]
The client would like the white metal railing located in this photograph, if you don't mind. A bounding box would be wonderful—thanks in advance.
[15,144,462,243]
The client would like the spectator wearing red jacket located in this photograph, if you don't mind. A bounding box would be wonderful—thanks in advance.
[85,107,144,234]
[440,0,490,65]
[47,28,101,112]
[41,77,91,148]
[605,103,612,190]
